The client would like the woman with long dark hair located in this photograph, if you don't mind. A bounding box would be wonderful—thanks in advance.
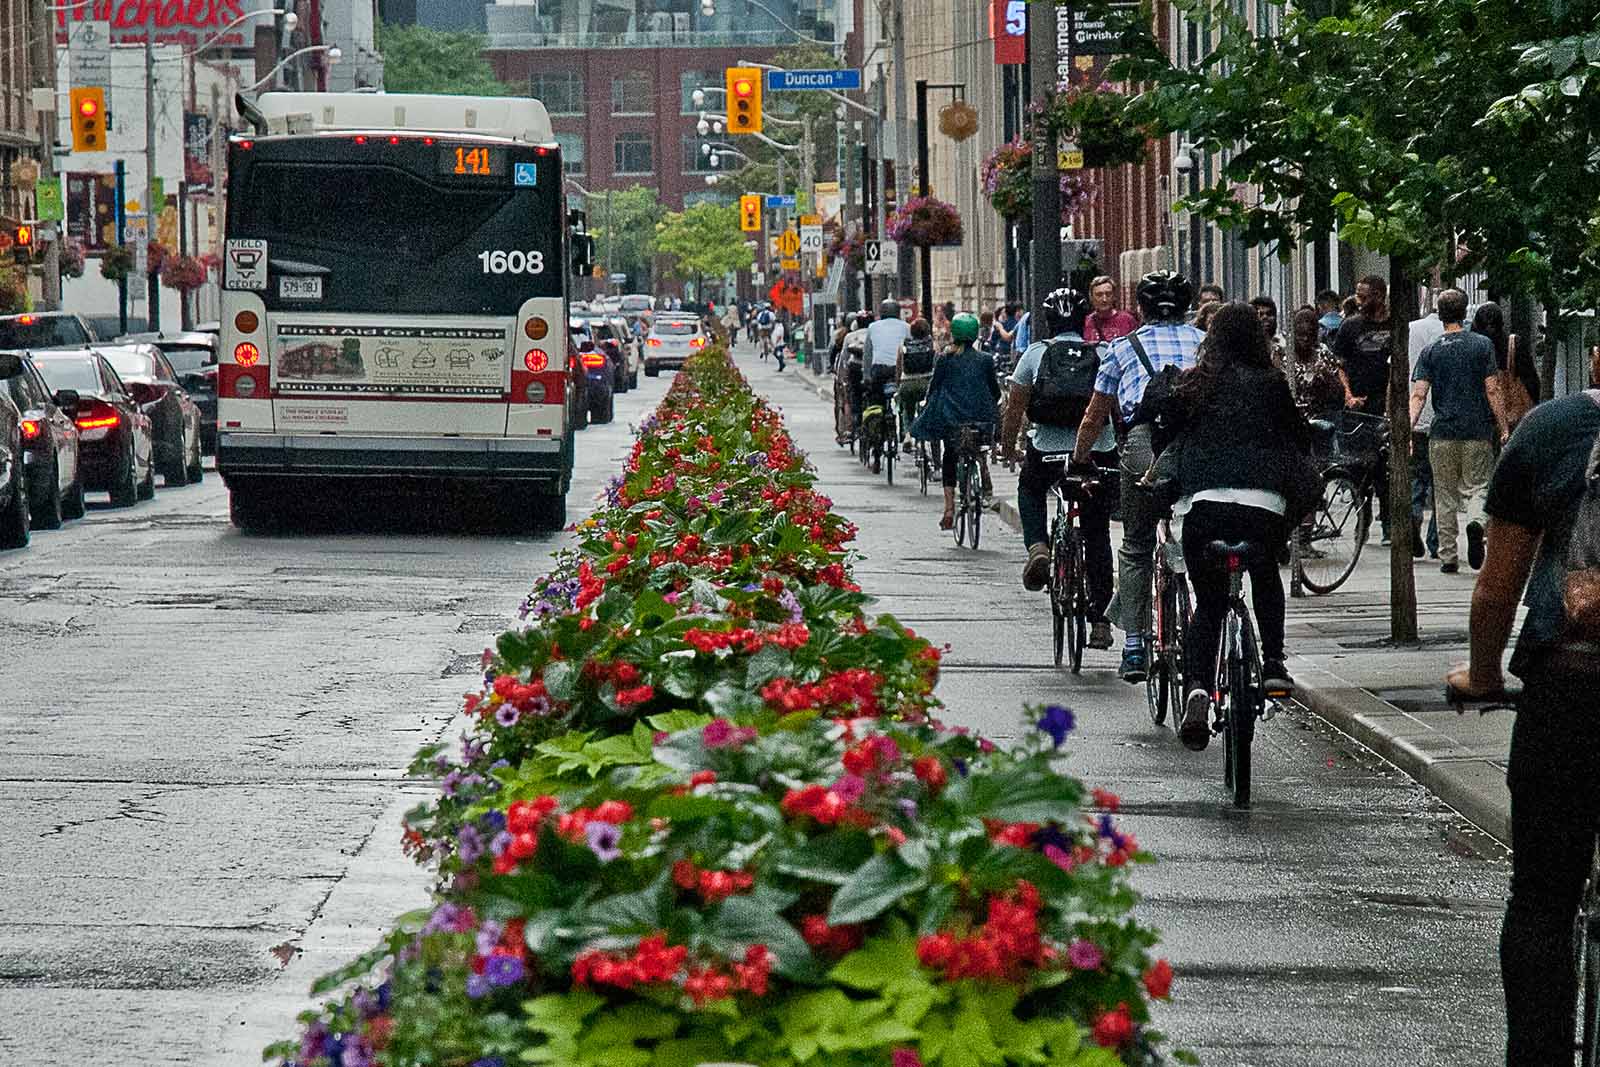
[1166,302,1311,752]
[1471,301,1539,431]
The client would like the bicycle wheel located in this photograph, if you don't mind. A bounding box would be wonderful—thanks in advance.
[1225,615,1260,809]
[1050,515,1068,667]
[1167,579,1193,726]
[967,462,983,551]
[1068,529,1087,672]
[954,460,970,547]
[884,421,896,486]
[1296,472,1367,595]
[1580,851,1600,1067]
[1147,567,1171,725]
[918,441,930,496]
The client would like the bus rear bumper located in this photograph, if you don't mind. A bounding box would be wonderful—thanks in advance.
[217,433,570,485]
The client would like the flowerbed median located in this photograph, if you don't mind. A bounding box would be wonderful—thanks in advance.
[270,348,1192,1067]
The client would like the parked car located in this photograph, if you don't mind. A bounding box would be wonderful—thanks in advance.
[573,328,615,424]
[620,293,654,316]
[607,314,642,390]
[1,351,83,528]
[118,330,219,453]
[97,344,204,486]
[0,359,30,548]
[0,311,97,351]
[32,350,155,507]
[644,315,708,376]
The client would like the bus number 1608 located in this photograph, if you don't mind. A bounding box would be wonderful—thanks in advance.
[477,250,546,275]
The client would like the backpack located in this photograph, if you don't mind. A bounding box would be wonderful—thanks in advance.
[1025,338,1100,426]
[758,309,774,327]
[1562,392,1600,640]
[902,336,936,376]
[1128,332,1185,431]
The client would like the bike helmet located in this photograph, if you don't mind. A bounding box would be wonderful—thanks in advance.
[1135,270,1195,323]
[1041,287,1089,337]
[950,312,981,344]
[854,312,874,329]
[879,299,902,320]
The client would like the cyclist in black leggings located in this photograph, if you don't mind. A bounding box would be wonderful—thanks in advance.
[1161,302,1310,751]
[910,314,999,529]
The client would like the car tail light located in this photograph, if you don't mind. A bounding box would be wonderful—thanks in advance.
[75,401,120,437]
[648,338,662,347]
[689,337,707,349]
[17,314,35,325]
[234,342,260,367]
[523,317,548,341]
[580,352,607,368]
[523,349,548,372]
[19,419,41,441]
[235,310,259,334]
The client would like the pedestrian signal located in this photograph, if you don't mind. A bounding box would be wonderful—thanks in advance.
[739,194,762,232]
[726,67,763,135]
[12,225,31,263]
[69,87,106,152]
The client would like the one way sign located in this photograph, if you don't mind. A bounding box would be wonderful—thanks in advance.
[864,238,897,276]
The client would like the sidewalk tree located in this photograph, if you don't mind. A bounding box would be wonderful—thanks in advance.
[376,23,509,96]
[590,186,667,292]
[655,202,756,296]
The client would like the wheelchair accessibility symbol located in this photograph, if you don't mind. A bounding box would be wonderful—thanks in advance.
[514,163,538,187]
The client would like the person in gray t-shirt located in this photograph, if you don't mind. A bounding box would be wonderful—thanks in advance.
[1409,288,1507,571]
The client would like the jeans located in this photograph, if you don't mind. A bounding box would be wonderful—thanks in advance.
[1018,443,1116,622]
[1502,670,1600,1065]
[1410,431,1439,556]
[1429,436,1494,565]
[1180,501,1288,685]
[1118,423,1158,638]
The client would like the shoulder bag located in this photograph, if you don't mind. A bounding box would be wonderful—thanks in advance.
[1498,334,1536,431]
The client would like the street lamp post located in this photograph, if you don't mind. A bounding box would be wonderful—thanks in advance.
[244,45,342,93]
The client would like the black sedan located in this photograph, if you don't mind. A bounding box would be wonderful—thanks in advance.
[118,330,218,452]
[98,344,203,486]
[0,357,30,548]
[1,351,83,528]
[32,351,155,507]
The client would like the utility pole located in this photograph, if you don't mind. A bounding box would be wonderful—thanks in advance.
[842,116,857,314]
[145,31,160,332]
[604,188,613,293]
[875,65,888,304]
[889,0,912,300]
[1387,261,1420,643]
[1027,0,1061,327]
[860,139,874,310]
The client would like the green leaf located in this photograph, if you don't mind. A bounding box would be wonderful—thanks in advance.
[829,931,921,991]
[647,709,711,734]
[965,761,1082,824]
[745,642,793,686]
[704,885,816,979]
[776,831,875,886]
[522,990,605,1064]
[544,660,579,701]
[827,850,928,926]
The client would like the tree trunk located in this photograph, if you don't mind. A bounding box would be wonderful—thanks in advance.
[1388,259,1420,644]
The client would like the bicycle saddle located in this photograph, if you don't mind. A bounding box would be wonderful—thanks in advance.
[1205,539,1264,564]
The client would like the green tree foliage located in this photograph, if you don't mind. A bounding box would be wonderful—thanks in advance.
[377,22,508,96]
[590,186,668,290]
[655,203,757,281]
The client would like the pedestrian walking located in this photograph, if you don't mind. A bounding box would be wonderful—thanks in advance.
[1408,303,1444,559]
[1408,288,1505,573]
[1249,295,1287,360]
[1285,306,1344,415]
[772,317,787,371]
[1315,289,1344,344]
[1083,275,1140,344]
[1472,301,1540,436]
[1333,273,1396,541]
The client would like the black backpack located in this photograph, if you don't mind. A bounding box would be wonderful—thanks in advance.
[1128,332,1184,431]
[1025,338,1100,426]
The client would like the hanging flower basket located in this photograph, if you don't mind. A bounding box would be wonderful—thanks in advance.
[828,229,865,271]
[981,137,1099,222]
[146,241,172,277]
[59,238,86,280]
[161,254,209,293]
[99,245,135,282]
[1039,82,1151,169]
[886,196,963,248]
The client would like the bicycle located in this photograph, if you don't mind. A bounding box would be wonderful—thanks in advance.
[1194,538,1290,809]
[1044,459,1106,672]
[952,423,989,550]
[1295,410,1388,595]
[1146,517,1191,726]
[880,382,898,486]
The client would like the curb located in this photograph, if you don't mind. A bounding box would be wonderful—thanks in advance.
[987,489,1513,845]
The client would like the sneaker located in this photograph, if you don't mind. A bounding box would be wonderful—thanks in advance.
[1180,689,1211,751]
[1262,659,1295,696]
[1466,520,1485,570]
[1022,544,1050,591]
[1440,561,1459,574]
[1089,621,1114,650]
[1119,643,1148,684]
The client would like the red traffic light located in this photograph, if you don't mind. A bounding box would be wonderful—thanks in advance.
[15,225,32,248]
[77,96,99,118]
[733,78,755,97]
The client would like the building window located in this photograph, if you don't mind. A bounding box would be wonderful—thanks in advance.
[679,69,715,114]
[556,132,585,175]
[529,71,582,116]
[682,134,715,174]
[612,71,653,115]
[614,132,654,175]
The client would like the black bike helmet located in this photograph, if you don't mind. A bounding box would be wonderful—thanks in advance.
[879,298,902,320]
[1041,287,1089,338]
[1135,270,1195,323]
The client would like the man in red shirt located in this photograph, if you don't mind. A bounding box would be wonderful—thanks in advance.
[1082,275,1140,343]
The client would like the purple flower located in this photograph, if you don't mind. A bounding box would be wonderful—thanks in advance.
[342,1039,375,1067]
[585,820,623,862]
[457,825,485,865]
[439,769,464,798]
[1068,939,1104,971]
[702,719,737,748]
[475,920,505,957]
[1036,705,1076,748]
[833,773,867,803]
[779,589,803,622]
[489,830,513,857]
[952,757,969,777]
[465,972,491,999]
[897,797,919,821]
[462,736,488,763]
[486,953,526,987]
[495,704,521,727]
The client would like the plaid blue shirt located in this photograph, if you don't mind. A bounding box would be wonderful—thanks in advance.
[1095,322,1206,423]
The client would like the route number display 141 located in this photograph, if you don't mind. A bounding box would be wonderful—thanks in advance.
[477,250,546,274]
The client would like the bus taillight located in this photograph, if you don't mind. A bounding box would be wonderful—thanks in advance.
[523,317,548,341]
[235,310,259,334]
[234,342,261,366]
[523,350,548,372]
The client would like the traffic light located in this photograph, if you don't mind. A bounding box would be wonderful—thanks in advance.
[739,194,762,232]
[726,67,763,135]
[69,87,106,152]
[12,225,31,264]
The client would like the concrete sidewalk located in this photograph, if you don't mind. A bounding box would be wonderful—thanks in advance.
[783,362,1513,845]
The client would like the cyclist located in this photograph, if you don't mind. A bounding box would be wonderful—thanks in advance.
[1072,270,1206,683]
[1160,303,1308,750]
[896,318,937,452]
[863,299,911,412]
[911,313,1000,530]
[1447,387,1600,1066]
[756,304,776,358]
[839,311,873,440]
[1000,287,1118,650]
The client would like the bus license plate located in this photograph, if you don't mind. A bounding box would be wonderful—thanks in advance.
[279,276,323,301]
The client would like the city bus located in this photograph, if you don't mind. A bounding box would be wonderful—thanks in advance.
[216,92,590,531]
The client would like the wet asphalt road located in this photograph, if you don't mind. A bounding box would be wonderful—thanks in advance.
[1,341,1512,1065]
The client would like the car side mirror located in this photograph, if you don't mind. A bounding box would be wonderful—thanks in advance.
[52,389,79,412]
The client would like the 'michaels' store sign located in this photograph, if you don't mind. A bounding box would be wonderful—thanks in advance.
[56,0,254,45]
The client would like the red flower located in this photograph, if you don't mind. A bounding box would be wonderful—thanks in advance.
[1142,958,1173,1000]
[593,800,634,824]
[913,755,948,793]
[1091,1004,1136,1048]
